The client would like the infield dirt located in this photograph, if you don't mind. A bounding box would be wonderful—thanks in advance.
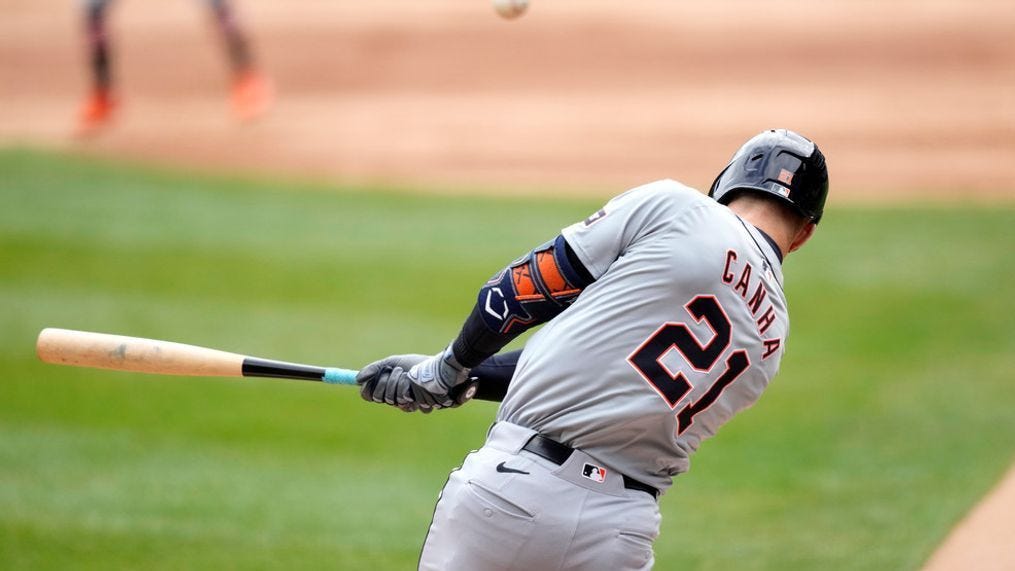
[1,0,1013,202]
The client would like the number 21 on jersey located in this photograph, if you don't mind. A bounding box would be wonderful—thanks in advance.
[627,295,750,435]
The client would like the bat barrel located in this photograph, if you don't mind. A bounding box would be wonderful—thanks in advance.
[36,328,244,377]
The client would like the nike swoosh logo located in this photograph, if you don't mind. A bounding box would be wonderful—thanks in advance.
[496,461,530,475]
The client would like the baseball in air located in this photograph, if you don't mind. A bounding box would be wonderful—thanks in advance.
[493,0,528,19]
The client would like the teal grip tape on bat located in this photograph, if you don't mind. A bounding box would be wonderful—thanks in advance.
[323,368,359,385]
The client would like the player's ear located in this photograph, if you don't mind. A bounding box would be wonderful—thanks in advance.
[788,222,816,253]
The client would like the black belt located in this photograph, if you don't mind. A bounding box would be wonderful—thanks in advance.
[522,434,659,499]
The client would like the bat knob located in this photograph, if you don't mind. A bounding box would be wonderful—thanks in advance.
[452,379,479,405]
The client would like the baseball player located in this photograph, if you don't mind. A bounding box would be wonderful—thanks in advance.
[357,129,830,570]
[76,0,272,134]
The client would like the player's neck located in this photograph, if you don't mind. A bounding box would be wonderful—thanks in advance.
[727,205,794,259]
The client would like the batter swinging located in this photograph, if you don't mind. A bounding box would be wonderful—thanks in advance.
[357,129,830,570]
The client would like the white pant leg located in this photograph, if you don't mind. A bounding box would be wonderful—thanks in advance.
[419,446,560,570]
[419,423,660,571]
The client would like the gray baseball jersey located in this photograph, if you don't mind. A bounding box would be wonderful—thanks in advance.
[497,179,789,492]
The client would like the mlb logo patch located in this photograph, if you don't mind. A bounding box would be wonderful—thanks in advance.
[583,208,607,227]
[582,463,607,483]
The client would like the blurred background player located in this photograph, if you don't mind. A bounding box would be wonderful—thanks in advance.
[76,0,273,134]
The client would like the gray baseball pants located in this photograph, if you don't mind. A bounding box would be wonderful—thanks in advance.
[419,421,661,571]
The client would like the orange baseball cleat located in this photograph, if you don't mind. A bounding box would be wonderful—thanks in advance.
[231,71,273,122]
[75,90,117,136]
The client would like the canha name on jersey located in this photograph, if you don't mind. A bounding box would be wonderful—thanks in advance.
[721,249,782,360]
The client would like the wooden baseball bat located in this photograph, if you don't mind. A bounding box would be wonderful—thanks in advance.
[35,328,478,403]
[36,328,360,384]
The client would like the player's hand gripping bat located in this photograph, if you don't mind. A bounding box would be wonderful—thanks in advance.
[35,328,478,405]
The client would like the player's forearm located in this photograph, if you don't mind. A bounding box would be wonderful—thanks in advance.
[452,305,521,368]
[450,235,594,368]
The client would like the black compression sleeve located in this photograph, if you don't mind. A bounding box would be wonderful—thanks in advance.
[564,238,595,285]
[452,305,519,368]
[451,235,594,368]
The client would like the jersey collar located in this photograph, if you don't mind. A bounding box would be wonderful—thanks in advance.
[754,227,784,263]
[733,216,786,292]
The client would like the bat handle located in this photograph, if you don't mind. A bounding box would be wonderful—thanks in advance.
[325,368,478,406]
[322,368,359,385]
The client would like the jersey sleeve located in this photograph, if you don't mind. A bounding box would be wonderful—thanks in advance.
[562,179,689,279]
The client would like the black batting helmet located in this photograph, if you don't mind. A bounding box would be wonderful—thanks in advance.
[709,129,829,223]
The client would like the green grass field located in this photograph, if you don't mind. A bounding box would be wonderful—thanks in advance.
[2,148,1013,570]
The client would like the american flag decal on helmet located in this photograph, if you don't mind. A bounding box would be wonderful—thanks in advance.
[778,169,794,187]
